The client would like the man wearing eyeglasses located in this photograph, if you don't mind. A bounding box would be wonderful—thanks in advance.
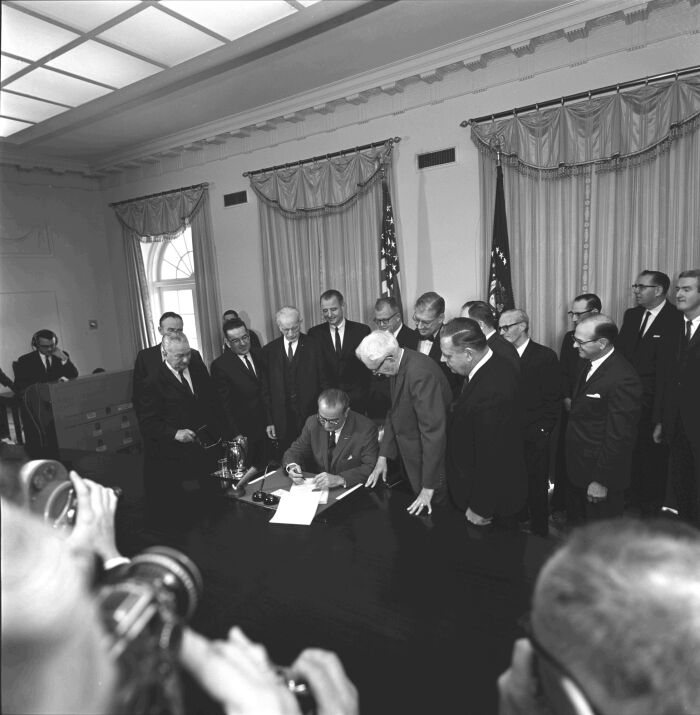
[566,314,642,522]
[283,389,378,490]
[211,318,268,467]
[412,291,460,391]
[498,518,700,715]
[366,297,419,420]
[615,271,683,516]
[498,309,560,536]
[356,331,453,516]
[551,294,601,519]
[461,300,520,373]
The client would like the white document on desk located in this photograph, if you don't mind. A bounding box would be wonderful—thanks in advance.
[290,483,329,504]
[269,490,321,525]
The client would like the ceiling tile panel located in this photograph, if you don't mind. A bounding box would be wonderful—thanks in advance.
[159,1,296,41]
[12,1,142,33]
[1,55,31,82]
[97,6,225,66]
[0,90,67,122]
[5,67,112,106]
[47,40,161,87]
[0,116,34,137]
[1,5,80,61]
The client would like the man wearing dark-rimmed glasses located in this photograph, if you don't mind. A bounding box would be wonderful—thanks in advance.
[498,518,700,715]
[283,389,378,491]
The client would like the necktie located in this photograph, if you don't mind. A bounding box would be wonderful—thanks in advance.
[287,342,294,362]
[638,310,651,338]
[422,334,435,343]
[334,326,342,358]
[178,370,193,396]
[45,355,51,372]
[685,320,692,346]
[243,354,256,376]
[327,430,336,469]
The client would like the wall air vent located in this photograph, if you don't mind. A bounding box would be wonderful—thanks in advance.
[223,190,248,207]
[417,147,456,170]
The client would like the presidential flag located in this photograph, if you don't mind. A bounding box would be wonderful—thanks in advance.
[488,164,514,317]
[380,179,402,309]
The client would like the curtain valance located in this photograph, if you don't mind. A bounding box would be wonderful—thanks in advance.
[248,143,394,217]
[112,184,207,241]
[470,75,700,174]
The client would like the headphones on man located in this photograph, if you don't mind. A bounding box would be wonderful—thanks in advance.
[31,330,58,350]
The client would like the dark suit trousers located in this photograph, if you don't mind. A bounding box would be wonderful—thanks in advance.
[567,485,624,525]
[524,436,550,536]
[669,417,700,527]
[551,408,570,513]
[628,403,669,515]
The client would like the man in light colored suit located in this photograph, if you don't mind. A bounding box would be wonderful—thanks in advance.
[283,389,378,490]
[356,331,452,516]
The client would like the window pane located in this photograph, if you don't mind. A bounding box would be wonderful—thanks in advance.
[160,287,198,350]
[158,233,194,280]
[177,288,194,314]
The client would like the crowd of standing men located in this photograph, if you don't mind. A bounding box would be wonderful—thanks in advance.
[129,268,700,534]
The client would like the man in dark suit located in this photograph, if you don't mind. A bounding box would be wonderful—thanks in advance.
[13,329,79,457]
[211,317,268,468]
[356,331,452,517]
[262,306,328,453]
[132,311,207,416]
[617,270,684,515]
[221,309,262,352]
[137,333,223,527]
[461,300,520,373]
[441,318,527,526]
[654,269,700,526]
[498,309,560,536]
[308,289,371,414]
[566,315,642,523]
[283,388,378,490]
[366,296,419,420]
[13,329,78,393]
[412,291,460,392]
[551,293,601,515]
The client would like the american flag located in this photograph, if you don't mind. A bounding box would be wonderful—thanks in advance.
[488,164,514,317]
[380,179,402,308]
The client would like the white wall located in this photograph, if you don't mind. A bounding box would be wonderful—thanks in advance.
[0,167,121,377]
[4,1,697,371]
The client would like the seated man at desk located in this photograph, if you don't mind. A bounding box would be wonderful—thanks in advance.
[283,389,378,490]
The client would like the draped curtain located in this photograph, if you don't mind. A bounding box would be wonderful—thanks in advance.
[249,142,395,337]
[112,184,222,366]
[471,74,700,350]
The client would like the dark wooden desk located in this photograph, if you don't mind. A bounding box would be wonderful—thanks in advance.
[62,449,554,715]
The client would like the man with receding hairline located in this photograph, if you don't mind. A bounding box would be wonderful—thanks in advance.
[566,314,642,523]
[441,317,527,526]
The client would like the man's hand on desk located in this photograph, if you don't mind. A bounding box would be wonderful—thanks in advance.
[175,429,197,443]
[286,463,305,485]
[407,487,434,516]
[365,456,387,488]
[313,472,345,490]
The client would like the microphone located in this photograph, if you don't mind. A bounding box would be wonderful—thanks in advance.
[234,462,273,499]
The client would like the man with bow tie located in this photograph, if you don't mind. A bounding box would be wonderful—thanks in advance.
[283,389,378,490]
[566,314,642,523]
[211,317,268,468]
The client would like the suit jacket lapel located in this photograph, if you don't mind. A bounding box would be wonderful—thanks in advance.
[161,362,192,396]
[331,412,354,468]
[390,353,408,406]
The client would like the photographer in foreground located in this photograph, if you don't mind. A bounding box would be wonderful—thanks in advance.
[1,457,358,715]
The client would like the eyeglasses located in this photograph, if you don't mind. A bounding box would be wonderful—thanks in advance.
[227,333,250,345]
[567,309,593,319]
[518,615,603,715]
[412,314,439,328]
[499,322,522,332]
[631,283,657,291]
[371,355,394,375]
[374,312,399,327]
[572,336,598,346]
[317,414,343,428]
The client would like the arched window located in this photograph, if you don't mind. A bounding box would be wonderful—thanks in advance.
[141,229,200,349]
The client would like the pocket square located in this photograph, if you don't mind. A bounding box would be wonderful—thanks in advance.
[586,393,601,399]
[652,334,661,339]
[347,455,353,460]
